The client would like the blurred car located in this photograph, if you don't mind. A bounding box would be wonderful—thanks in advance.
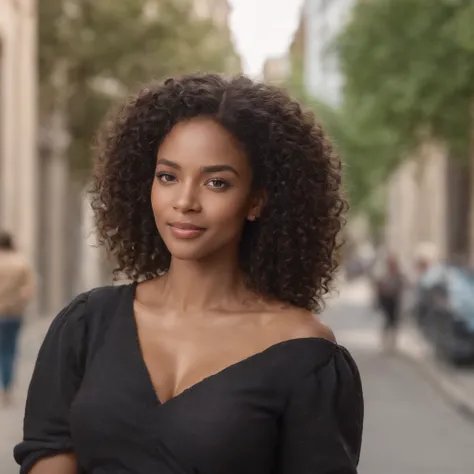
[415,264,474,365]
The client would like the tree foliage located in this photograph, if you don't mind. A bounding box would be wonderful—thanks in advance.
[39,0,241,174]
[336,0,474,166]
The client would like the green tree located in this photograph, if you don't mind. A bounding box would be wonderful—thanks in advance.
[336,0,474,191]
[39,0,241,175]
[332,0,474,254]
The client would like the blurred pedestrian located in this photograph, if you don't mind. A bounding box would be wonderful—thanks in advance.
[412,242,439,326]
[15,74,363,474]
[374,252,405,352]
[0,231,35,406]
[414,241,438,278]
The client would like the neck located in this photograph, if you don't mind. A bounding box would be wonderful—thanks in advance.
[159,252,247,312]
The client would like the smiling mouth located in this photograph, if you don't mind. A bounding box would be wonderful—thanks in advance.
[168,222,206,239]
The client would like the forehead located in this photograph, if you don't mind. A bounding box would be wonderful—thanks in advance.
[158,118,249,169]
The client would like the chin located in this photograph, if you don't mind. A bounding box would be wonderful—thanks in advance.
[165,236,236,263]
[164,240,215,262]
[169,249,206,261]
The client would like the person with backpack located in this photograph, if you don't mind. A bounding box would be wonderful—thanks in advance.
[0,231,35,406]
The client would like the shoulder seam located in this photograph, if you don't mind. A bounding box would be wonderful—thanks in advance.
[283,342,338,408]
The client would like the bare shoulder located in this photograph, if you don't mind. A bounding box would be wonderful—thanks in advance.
[271,305,337,344]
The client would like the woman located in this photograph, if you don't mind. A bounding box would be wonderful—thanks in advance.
[0,231,35,406]
[15,74,363,473]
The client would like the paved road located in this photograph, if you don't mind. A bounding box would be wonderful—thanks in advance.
[325,288,474,474]
[1,285,474,473]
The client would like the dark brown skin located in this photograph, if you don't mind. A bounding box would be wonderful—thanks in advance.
[135,118,335,404]
[30,117,335,474]
[29,453,77,474]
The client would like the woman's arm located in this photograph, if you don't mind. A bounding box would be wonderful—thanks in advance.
[277,347,364,473]
[14,293,89,473]
[29,453,78,474]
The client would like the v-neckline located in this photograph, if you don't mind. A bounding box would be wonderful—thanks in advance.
[126,282,337,407]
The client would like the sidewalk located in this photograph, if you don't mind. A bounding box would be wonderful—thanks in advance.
[336,278,474,419]
[0,314,54,472]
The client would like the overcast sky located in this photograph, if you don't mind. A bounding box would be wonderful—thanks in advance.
[228,0,305,77]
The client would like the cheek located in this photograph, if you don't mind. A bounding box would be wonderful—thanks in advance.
[150,181,166,217]
[206,194,249,224]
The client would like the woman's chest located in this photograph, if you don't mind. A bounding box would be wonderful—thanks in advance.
[69,333,286,473]
[133,305,285,405]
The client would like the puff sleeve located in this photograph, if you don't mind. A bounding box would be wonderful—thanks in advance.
[277,346,364,473]
[14,293,89,473]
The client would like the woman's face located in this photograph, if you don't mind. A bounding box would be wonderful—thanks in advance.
[151,117,260,262]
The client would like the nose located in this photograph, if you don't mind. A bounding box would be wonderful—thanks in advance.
[173,181,202,213]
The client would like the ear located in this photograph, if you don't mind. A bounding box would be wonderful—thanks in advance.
[247,190,267,222]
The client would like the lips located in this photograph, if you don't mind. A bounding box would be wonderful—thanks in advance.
[168,222,205,231]
[168,221,206,239]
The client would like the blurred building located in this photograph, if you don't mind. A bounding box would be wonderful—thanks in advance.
[290,10,306,60]
[262,56,290,84]
[0,0,80,316]
[193,0,231,29]
[386,143,470,267]
[385,150,447,268]
[0,0,38,272]
[192,0,242,74]
[303,0,355,106]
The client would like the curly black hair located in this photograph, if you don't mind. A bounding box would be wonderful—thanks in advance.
[91,73,346,312]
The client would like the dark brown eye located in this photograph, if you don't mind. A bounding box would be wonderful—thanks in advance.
[206,179,230,190]
[156,173,176,184]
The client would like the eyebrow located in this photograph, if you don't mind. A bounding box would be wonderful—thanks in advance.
[156,159,240,176]
[156,158,180,169]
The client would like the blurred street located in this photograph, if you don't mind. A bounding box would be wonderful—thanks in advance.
[0,281,473,473]
[326,281,474,474]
